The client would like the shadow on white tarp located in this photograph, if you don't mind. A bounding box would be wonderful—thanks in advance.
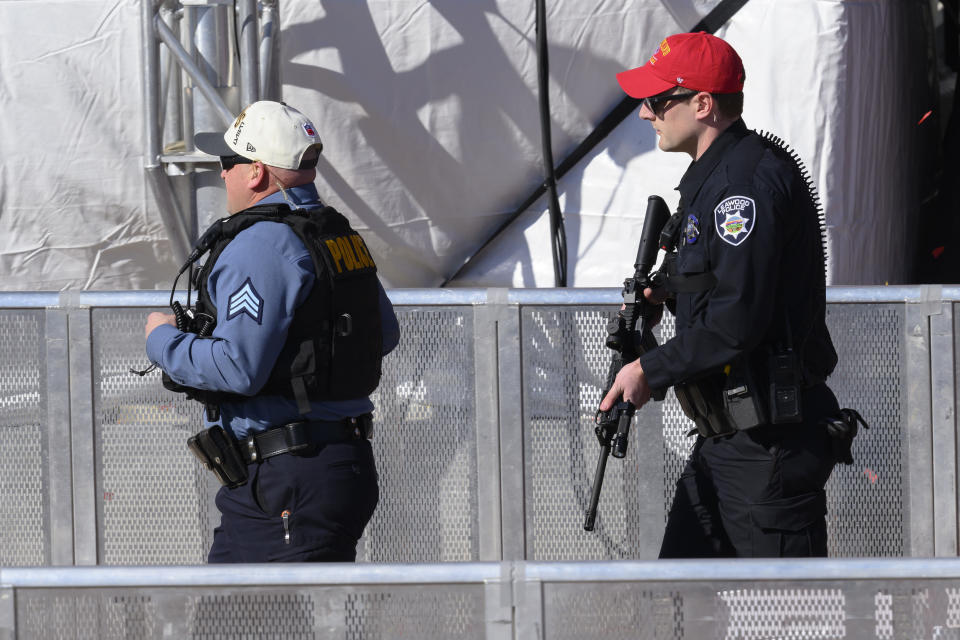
[0,0,937,290]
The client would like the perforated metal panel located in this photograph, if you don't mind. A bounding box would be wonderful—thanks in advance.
[824,304,906,556]
[655,313,695,529]
[716,588,846,638]
[543,584,683,639]
[341,588,484,639]
[521,306,668,560]
[17,592,157,639]
[91,308,210,565]
[521,302,907,561]
[0,310,50,566]
[362,307,480,562]
[190,592,318,638]
[0,294,924,568]
[540,580,960,640]
[14,585,486,639]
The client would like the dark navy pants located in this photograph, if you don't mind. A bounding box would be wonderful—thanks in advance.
[208,439,378,563]
[659,383,840,558]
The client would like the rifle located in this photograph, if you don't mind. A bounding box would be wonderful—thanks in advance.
[584,195,672,531]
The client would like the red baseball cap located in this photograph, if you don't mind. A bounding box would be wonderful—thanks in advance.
[616,32,745,98]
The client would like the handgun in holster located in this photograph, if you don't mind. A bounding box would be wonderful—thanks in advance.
[823,408,869,465]
[187,425,248,488]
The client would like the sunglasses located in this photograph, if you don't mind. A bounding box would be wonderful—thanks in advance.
[219,155,256,171]
[641,90,699,116]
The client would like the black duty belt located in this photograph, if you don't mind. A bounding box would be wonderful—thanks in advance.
[240,414,373,465]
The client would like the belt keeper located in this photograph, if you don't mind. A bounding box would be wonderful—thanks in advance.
[245,436,258,463]
[282,422,311,452]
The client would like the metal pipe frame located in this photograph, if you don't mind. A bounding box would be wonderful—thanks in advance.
[237,0,259,106]
[140,0,281,261]
[141,0,192,264]
[2,286,960,309]
[2,559,960,638]
[154,13,234,126]
[5,557,960,587]
[259,0,279,99]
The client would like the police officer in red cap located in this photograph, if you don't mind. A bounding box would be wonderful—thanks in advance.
[601,33,844,557]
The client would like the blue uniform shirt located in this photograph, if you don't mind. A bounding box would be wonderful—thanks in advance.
[147,183,400,439]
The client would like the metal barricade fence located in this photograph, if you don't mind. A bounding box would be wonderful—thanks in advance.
[4,559,960,638]
[0,286,955,568]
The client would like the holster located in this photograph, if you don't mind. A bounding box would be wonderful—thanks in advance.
[187,425,249,488]
[822,408,869,465]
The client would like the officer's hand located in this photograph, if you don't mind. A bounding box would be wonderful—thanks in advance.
[644,287,666,327]
[599,359,652,411]
[145,312,177,340]
[645,286,668,305]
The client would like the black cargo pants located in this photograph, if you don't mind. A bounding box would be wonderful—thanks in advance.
[659,383,840,558]
[208,438,379,563]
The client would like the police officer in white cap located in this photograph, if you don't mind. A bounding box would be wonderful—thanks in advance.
[145,101,400,562]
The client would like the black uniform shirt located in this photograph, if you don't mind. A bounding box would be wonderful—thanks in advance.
[638,119,835,391]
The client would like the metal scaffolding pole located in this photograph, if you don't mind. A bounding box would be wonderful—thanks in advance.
[237,0,260,107]
[141,0,192,264]
[260,0,280,100]
[141,0,281,250]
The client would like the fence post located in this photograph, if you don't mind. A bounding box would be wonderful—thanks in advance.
[63,293,98,566]
[928,288,957,556]
[475,298,504,561]
[513,562,544,639]
[0,587,13,640]
[905,293,935,556]
[483,562,515,640]
[490,289,526,561]
[45,308,74,566]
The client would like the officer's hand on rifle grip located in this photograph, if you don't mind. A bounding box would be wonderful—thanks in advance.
[599,359,652,412]
[644,286,667,328]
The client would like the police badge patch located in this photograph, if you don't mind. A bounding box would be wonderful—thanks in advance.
[684,214,700,244]
[714,195,756,246]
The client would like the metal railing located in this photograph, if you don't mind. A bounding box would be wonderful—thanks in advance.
[4,558,960,638]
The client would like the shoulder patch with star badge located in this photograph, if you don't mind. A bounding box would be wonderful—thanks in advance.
[714,195,756,246]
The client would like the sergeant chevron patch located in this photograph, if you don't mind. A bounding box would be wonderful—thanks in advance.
[226,278,264,324]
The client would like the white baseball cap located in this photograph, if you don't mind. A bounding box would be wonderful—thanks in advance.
[194,100,323,170]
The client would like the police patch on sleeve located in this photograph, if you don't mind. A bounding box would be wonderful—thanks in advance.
[226,277,264,324]
[684,214,700,245]
[714,195,756,246]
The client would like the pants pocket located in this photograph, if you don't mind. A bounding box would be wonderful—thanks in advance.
[749,490,827,557]
[252,459,296,517]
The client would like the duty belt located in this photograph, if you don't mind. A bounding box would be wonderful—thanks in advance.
[241,414,373,465]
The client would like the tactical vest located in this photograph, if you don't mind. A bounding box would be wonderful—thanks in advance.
[182,203,383,414]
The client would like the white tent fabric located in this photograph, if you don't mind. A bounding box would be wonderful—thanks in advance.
[0,0,937,290]
[0,0,177,290]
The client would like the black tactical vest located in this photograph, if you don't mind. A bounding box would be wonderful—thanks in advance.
[190,203,383,413]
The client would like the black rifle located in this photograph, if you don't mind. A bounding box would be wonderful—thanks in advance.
[584,195,671,531]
